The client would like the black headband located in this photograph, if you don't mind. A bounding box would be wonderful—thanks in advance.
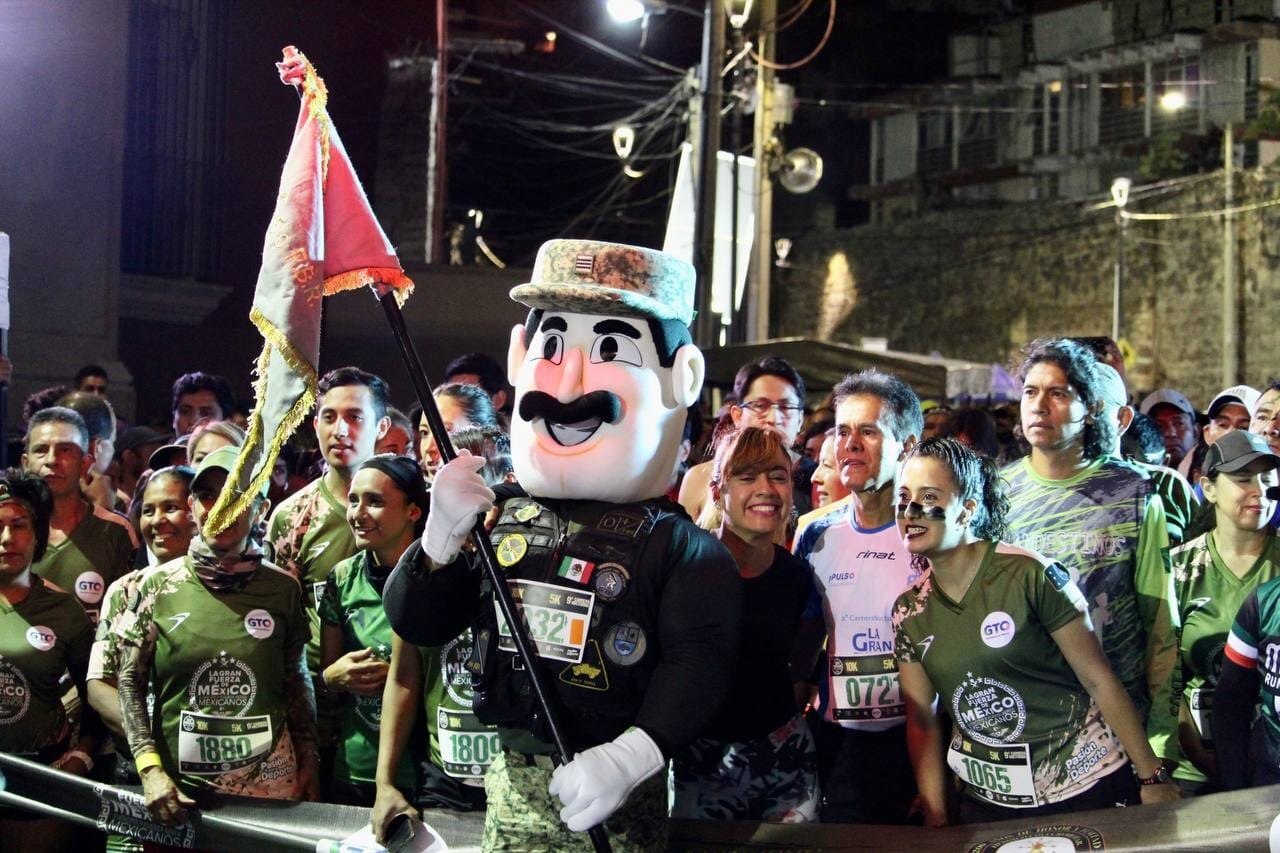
[359,455,430,513]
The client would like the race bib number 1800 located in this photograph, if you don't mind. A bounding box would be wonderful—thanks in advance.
[947,734,1038,808]
[177,710,272,775]
[495,579,594,664]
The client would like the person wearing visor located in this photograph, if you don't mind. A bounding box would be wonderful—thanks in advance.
[0,470,100,850]
[892,438,1179,825]
[1154,430,1280,794]
[116,446,316,826]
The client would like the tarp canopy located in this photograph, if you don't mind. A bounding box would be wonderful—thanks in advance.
[701,337,1003,402]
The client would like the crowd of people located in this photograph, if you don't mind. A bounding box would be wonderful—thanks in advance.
[1,312,1279,850]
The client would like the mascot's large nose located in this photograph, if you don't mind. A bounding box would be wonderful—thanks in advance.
[556,348,585,402]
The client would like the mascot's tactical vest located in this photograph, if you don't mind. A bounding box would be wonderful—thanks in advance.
[471,495,665,751]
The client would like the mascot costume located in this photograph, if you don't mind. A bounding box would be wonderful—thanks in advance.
[386,239,742,852]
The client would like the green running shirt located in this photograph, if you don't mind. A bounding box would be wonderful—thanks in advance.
[318,552,415,788]
[1163,531,1280,782]
[33,502,137,625]
[116,557,308,798]
[1002,456,1177,750]
[0,575,94,755]
[893,542,1126,808]
[268,478,357,671]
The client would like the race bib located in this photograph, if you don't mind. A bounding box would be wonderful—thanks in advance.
[948,734,1038,808]
[830,654,903,721]
[1190,687,1214,747]
[494,579,594,664]
[437,707,499,785]
[178,710,273,775]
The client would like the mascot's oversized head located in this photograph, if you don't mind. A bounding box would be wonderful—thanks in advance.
[507,239,704,503]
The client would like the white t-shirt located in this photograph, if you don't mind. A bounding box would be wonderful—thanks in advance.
[796,506,925,731]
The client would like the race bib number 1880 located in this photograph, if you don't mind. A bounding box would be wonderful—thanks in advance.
[177,710,272,775]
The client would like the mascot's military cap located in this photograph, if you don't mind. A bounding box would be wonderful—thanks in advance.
[510,239,696,327]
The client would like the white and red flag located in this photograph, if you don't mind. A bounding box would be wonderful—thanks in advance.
[204,46,413,536]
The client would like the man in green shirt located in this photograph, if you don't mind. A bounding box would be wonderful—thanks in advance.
[23,407,135,625]
[1002,339,1176,757]
[268,367,391,670]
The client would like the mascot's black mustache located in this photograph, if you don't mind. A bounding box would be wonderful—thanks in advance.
[519,390,622,425]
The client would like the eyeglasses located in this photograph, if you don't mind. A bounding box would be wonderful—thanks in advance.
[739,399,804,417]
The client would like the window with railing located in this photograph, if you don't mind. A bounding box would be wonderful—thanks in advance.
[120,0,229,281]
[1151,55,1200,137]
[1099,67,1145,145]
[873,119,885,184]
[916,111,953,174]
[957,110,997,170]
[1033,82,1062,156]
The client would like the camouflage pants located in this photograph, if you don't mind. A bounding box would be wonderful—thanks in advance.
[481,749,668,852]
[669,713,820,822]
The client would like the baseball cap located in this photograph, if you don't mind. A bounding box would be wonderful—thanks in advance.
[1139,388,1196,419]
[190,445,268,497]
[148,435,190,470]
[118,425,172,454]
[1206,384,1260,419]
[1204,430,1280,475]
[1094,363,1129,409]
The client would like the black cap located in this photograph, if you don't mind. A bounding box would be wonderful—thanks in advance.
[1205,430,1280,475]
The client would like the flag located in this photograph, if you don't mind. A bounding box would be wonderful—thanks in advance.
[557,556,595,584]
[204,46,413,536]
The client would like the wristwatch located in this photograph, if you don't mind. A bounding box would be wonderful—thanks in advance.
[1136,761,1174,785]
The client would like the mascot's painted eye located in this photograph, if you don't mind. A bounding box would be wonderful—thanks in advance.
[589,334,642,367]
[539,333,565,364]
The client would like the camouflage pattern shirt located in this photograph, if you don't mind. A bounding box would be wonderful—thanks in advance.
[893,542,1126,809]
[268,477,356,670]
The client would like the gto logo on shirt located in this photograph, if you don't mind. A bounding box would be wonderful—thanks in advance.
[26,625,56,651]
[244,609,275,639]
[980,611,1015,649]
[75,571,106,604]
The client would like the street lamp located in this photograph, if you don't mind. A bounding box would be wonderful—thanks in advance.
[1157,89,1237,384]
[1110,176,1131,342]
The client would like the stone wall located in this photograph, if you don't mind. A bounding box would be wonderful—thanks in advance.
[774,169,1280,405]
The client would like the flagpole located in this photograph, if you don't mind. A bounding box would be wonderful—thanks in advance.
[372,288,613,853]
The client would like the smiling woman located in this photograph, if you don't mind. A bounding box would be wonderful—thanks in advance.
[669,426,824,823]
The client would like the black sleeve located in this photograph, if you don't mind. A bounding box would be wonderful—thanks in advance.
[635,519,743,757]
[383,540,483,647]
[1213,655,1260,790]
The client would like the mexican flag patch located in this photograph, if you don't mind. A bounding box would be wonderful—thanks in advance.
[558,556,595,584]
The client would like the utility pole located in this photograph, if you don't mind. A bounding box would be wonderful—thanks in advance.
[693,0,725,347]
[1223,120,1238,385]
[749,0,776,343]
[427,0,448,264]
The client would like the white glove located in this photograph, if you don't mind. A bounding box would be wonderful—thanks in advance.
[548,727,665,832]
[422,452,494,567]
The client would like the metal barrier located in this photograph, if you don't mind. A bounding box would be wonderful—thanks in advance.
[4,751,1278,851]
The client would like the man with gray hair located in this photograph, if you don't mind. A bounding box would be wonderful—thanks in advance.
[22,407,135,624]
[793,368,925,824]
